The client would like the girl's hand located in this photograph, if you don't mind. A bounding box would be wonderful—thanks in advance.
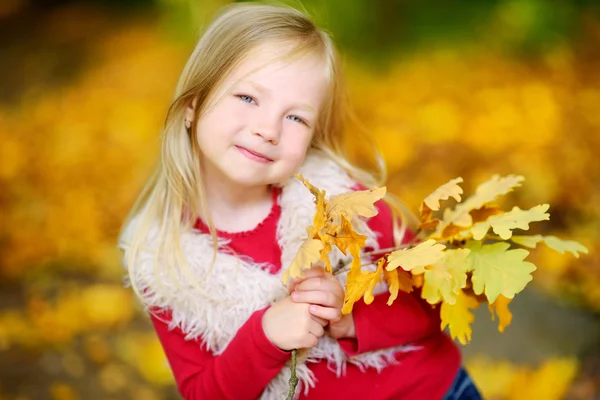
[262,296,328,351]
[290,267,356,339]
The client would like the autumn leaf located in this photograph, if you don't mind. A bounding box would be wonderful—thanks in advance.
[281,231,324,283]
[422,177,464,211]
[468,204,550,240]
[466,241,536,303]
[413,274,424,288]
[386,239,446,273]
[469,205,503,224]
[419,177,463,227]
[420,218,440,231]
[419,205,434,226]
[439,175,525,229]
[326,186,386,221]
[328,214,367,256]
[439,222,468,240]
[383,268,414,305]
[422,249,470,305]
[488,294,513,333]
[440,289,480,345]
[296,174,327,232]
[318,241,333,274]
[342,259,384,314]
[511,234,588,258]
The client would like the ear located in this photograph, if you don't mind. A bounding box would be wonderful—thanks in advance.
[185,98,198,123]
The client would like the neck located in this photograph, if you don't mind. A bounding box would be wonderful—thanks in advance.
[200,164,273,233]
[205,179,272,209]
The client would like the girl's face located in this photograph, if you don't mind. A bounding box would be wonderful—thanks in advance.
[192,42,329,191]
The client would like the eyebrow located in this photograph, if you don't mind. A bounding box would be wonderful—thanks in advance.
[245,80,316,112]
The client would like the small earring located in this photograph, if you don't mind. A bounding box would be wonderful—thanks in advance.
[185,120,191,130]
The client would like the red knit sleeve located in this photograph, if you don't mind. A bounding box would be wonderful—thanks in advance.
[150,307,290,399]
[338,197,442,356]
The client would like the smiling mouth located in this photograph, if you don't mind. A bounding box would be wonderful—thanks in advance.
[235,146,274,163]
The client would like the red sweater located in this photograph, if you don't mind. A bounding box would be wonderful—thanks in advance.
[149,188,461,399]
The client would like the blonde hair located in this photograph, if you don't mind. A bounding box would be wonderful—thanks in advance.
[119,2,416,300]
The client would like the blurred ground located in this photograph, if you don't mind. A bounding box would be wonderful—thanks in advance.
[0,1,599,399]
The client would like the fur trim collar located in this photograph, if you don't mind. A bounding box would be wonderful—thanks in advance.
[122,151,415,399]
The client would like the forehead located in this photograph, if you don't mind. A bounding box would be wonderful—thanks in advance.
[224,41,330,91]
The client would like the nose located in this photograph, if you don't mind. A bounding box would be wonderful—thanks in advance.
[252,111,281,145]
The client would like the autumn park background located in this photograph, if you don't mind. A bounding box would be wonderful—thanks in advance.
[1,0,600,398]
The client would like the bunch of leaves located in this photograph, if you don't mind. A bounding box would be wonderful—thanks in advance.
[283,174,588,346]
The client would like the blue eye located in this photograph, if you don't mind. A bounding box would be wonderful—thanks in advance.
[287,115,307,125]
[238,94,255,104]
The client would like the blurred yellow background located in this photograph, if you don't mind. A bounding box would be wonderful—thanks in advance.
[0,0,599,399]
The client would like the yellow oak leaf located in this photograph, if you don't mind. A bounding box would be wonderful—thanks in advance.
[326,186,386,222]
[346,238,364,278]
[440,289,480,345]
[465,241,536,303]
[422,177,464,211]
[488,294,512,333]
[422,249,470,305]
[383,268,414,305]
[419,178,462,228]
[419,203,433,225]
[329,214,367,256]
[342,259,384,314]
[511,234,588,258]
[469,204,550,240]
[281,231,324,283]
[419,218,440,231]
[469,205,503,224]
[296,174,327,233]
[413,274,424,288]
[438,175,524,230]
[319,240,333,274]
[440,223,468,240]
[386,239,446,273]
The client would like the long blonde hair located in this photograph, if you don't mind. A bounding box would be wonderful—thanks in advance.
[119,2,415,300]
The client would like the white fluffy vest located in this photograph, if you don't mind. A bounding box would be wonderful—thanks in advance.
[123,151,413,399]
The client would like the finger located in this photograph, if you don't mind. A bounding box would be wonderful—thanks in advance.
[311,314,329,327]
[308,321,325,338]
[288,268,325,292]
[288,277,301,293]
[295,276,343,297]
[300,266,327,279]
[309,305,342,322]
[291,290,342,308]
[304,334,319,348]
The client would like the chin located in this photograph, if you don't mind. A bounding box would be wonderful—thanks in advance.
[225,171,271,188]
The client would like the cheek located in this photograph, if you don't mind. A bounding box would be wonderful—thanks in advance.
[283,130,313,162]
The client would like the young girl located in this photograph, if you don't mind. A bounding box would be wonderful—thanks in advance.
[119,3,482,399]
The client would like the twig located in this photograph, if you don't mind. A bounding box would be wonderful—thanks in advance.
[286,349,299,400]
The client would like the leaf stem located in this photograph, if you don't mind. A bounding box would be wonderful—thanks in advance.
[287,349,299,400]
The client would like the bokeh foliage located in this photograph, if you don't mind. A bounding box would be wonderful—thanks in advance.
[0,0,599,399]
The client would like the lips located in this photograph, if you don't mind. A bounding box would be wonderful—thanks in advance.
[235,145,274,163]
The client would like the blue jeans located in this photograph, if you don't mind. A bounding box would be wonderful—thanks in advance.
[442,367,482,400]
